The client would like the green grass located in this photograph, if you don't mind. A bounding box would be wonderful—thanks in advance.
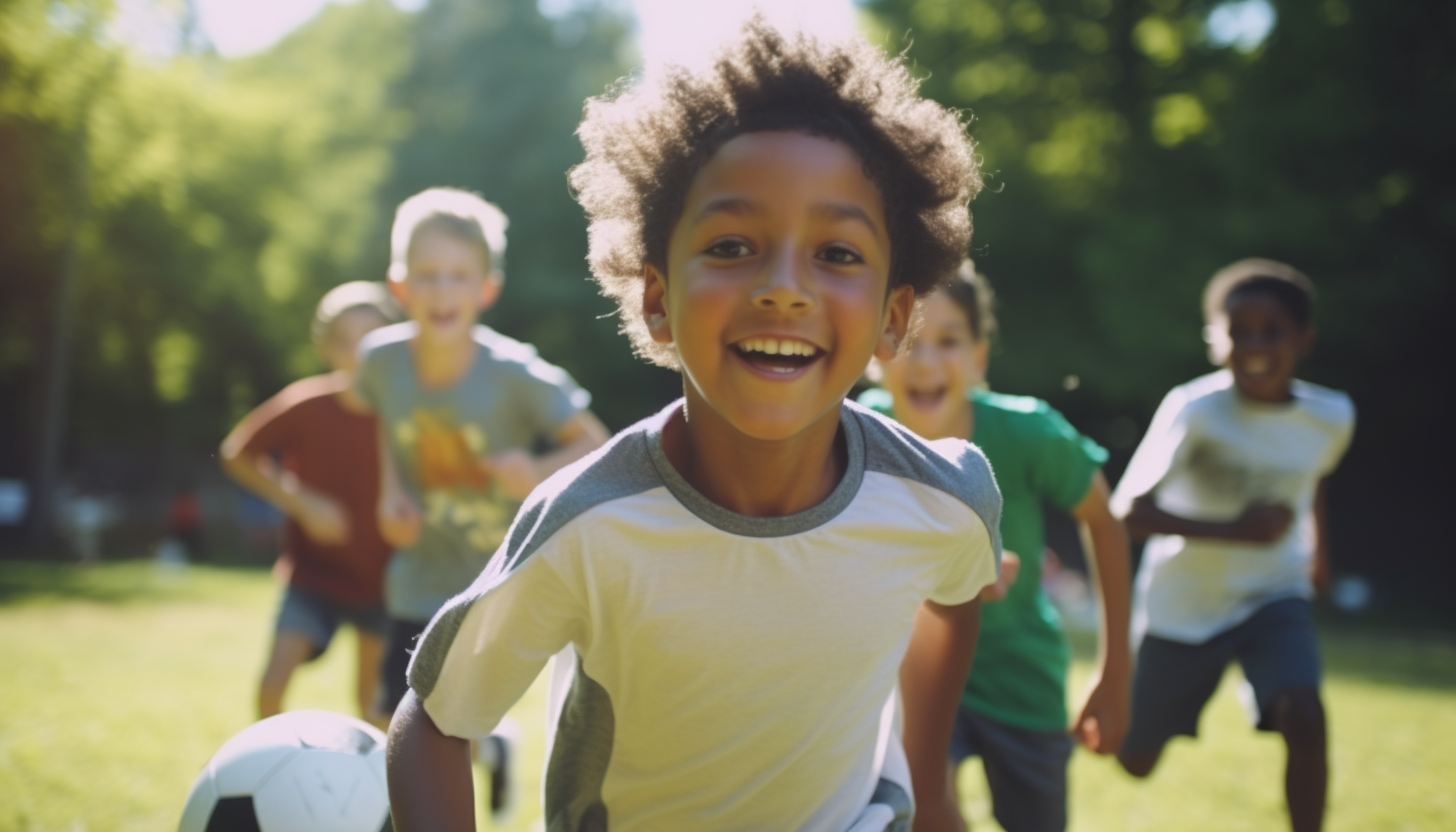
[1,562,1453,831]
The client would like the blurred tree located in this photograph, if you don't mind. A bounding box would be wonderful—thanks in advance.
[865,0,1456,610]
[375,0,675,431]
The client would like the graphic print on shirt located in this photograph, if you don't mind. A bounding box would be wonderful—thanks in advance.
[1184,442,1305,507]
[394,408,512,553]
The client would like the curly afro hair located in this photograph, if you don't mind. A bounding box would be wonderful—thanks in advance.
[570,17,981,368]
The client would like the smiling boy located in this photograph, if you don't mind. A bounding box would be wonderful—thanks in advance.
[387,21,1000,832]
[1111,259,1354,832]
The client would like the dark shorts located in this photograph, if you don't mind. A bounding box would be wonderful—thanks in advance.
[1122,597,1322,755]
[948,706,1074,832]
[377,617,429,717]
[275,585,388,660]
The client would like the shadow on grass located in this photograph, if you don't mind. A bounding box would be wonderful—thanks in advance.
[0,560,270,607]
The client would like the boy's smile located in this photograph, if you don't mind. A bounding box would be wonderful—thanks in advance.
[883,292,985,440]
[645,131,912,443]
[395,229,498,343]
[1222,291,1312,404]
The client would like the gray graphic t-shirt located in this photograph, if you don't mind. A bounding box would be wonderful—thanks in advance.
[355,322,590,620]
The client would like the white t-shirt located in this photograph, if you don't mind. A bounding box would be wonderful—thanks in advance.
[1110,370,1354,644]
[408,400,1002,832]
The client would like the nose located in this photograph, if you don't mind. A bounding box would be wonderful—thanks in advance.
[751,249,814,312]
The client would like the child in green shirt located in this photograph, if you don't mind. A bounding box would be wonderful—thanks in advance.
[860,261,1131,832]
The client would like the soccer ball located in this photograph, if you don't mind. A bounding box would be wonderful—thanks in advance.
[178,710,392,832]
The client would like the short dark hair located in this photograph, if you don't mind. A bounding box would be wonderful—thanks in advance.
[940,260,998,343]
[570,17,981,367]
[1203,258,1315,328]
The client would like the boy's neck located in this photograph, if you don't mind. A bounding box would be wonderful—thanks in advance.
[330,370,369,414]
[409,328,479,390]
[661,389,847,518]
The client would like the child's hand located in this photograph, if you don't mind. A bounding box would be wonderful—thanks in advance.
[979,550,1021,602]
[292,489,350,545]
[1311,555,1332,598]
[487,450,541,501]
[1072,664,1131,754]
[379,488,421,548]
[1231,501,1294,543]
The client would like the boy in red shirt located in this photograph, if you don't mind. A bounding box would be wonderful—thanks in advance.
[221,281,400,728]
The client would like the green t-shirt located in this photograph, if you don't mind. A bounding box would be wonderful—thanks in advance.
[858,387,1107,731]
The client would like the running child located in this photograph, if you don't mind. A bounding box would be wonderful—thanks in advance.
[357,187,608,815]
[220,281,400,727]
[1111,259,1354,832]
[860,261,1132,832]
[387,20,1000,832]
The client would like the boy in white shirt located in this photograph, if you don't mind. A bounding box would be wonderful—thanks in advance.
[1111,259,1354,832]
[386,19,1002,832]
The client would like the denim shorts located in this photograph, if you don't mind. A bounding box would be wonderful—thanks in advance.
[275,584,389,659]
[1122,597,1321,754]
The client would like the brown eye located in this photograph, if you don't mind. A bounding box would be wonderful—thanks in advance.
[705,239,753,258]
[818,244,863,265]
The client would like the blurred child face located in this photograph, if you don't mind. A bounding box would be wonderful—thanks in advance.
[881,291,987,439]
[644,131,913,441]
[1221,289,1312,403]
[394,228,499,343]
[319,307,390,375]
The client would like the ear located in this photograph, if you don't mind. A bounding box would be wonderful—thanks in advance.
[970,336,990,378]
[643,264,674,345]
[873,285,916,363]
[1297,325,1317,358]
[388,279,408,305]
[478,272,504,310]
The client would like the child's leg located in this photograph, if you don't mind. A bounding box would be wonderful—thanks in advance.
[960,708,1074,832]
[258,586,336,719]
[1235,598,1325,832]
[374,617,429,725]
[1118,631,1232,778]
[355,629,388,730]
[258,632,316,718]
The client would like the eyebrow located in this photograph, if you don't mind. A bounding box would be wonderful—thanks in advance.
[810,201,881,237]
[692,196,881,236]
[692,196,762,225]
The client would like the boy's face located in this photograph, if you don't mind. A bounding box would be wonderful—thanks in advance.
[881,292,987,439]
[393,228,500,342]
[319,307,390,374]
[1221,289,1313,403]
[644,131,914,441]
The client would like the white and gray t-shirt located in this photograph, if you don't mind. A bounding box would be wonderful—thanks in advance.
[1111,370,1354,644]
[409,400,1002,832]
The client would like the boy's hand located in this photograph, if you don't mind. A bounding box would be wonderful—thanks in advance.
[488,450,541,501]
[1231,501,1294,543]
[291,489,349,545]
[912,791,967,832]
[1072,664,1131,754]
[379,488,421,548]
[978,550,1021,602]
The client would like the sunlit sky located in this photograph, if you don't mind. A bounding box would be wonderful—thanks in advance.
[112,0,860,63]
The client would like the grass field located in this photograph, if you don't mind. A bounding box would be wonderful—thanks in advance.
[1,562,1453,832]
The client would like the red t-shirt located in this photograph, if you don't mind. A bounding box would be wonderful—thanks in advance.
[234,374,391,607]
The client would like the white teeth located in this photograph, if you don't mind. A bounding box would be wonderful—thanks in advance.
[737,338,818,357]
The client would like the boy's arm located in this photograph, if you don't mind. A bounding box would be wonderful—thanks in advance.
[387,691,474,832]
[1311,478,1332,597]
[219,400,347,545]
[900,597,980,832]
[1124,494,1293,543]
[1069,471,1131,754]
[490,410,610,501]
